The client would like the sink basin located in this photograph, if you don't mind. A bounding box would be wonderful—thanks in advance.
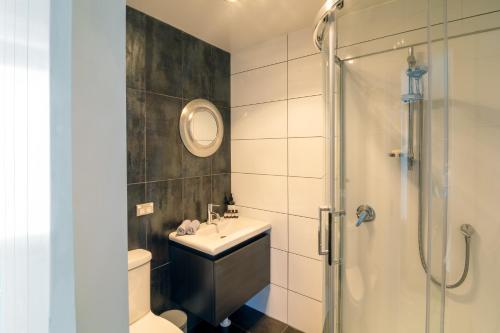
[169,217,271,256]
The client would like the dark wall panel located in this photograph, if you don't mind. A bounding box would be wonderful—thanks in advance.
[126,6,231,314]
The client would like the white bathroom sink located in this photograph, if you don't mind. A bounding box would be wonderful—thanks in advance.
[169,217,271,256]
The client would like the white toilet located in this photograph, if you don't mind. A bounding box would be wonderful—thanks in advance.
[128,249,183,333]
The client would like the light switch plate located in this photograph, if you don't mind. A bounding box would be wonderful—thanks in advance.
[136,202,154,216]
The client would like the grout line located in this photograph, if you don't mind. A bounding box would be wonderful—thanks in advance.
[232,171,324,180]
[231,322,248,332]
[279,325,289,333]
[236,204,320,221]
[232,172,287,177]
[270,282,287,291]
[230,52,321,76]
[287,175,325,180]
[271,247,287,254]
[143,90,149,249]
[230,93,323,109]
[267,282,324,305]
[288,51,321,62]
[272,246,321,263]
[235,205,287,215]
[211,172,231,177]
[127,86,183,101]
[287,135,325,139]
[288,214,318,221]
[287,93,323,101]
[288,289,323,304]
[231,136,326,141]
[288,250,322,262]
[231,98,287,109]
[152,262,170,271]
[232,137,288,141]
[285,33,291,313]
[230,60,287,76]
[178,40,188,222]
[127,173,231,186]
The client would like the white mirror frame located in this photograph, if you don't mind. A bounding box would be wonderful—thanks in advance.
[179,99,224,158]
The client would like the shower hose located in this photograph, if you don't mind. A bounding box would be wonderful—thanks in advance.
[417,215,472,289]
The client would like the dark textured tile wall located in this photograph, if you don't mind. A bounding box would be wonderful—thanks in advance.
[126,6,231,315]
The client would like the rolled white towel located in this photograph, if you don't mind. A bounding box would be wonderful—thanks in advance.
[176,220,191,236]
[187,220,200,235]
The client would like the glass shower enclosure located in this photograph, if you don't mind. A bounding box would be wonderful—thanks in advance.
[315,0,500,332]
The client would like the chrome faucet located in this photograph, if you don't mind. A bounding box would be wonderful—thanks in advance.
[207,204,221,232]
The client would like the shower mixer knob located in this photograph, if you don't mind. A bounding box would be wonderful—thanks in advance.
[355,205,376,227]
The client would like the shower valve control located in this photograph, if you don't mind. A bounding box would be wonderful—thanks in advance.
[355,205,376,227]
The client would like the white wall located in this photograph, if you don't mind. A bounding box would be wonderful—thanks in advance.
[49,0,129,332]
[230,28,326,333]
[50,0,76,331]
[1,0,51,332]
[72,0,129,332]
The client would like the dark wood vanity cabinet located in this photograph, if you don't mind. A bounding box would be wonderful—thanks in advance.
[170,233,270,326]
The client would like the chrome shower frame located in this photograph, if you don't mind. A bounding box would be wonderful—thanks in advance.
[314,2,344,332]
[313,0,344,51]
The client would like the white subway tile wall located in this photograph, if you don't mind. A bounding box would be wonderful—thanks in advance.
[288,137,325,178]
[271,248,288,288]
[246,284,288,324]
[231,139,287,175]
[288,253,323,301]
[232,2,500,332]
[236,206,288,251]
[288,177,325,219]
[231,62,287,107]
[231,34,287,74]
[231,27,325,332]
[288,95,324,137]
[289,215,321,260]
[288,53,323,99]
[231,101,287,139]
[231,173,287,213]
[288,28,320,60]
[288,291,323,333]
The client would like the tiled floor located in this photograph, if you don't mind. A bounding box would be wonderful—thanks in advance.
[189,306,303,333]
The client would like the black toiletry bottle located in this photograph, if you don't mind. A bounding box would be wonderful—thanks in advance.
[224,194,231,219]
[228,193,238,219]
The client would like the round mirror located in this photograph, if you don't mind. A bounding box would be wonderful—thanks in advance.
[179,99,224,157]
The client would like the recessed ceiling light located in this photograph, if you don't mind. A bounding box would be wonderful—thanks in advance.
[224,0,238,3]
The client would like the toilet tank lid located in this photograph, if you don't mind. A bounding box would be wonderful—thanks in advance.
[128,249,152,270]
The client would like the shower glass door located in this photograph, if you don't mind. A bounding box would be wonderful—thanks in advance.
[319,0,454,332]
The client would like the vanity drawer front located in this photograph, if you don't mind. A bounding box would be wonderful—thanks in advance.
[214,233,270,323]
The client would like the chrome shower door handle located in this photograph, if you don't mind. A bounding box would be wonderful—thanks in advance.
[318,206,331,256]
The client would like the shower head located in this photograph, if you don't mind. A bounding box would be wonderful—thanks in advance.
[407,66,428,78]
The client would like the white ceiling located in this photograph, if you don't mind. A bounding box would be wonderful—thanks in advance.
[127,0,326,52]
